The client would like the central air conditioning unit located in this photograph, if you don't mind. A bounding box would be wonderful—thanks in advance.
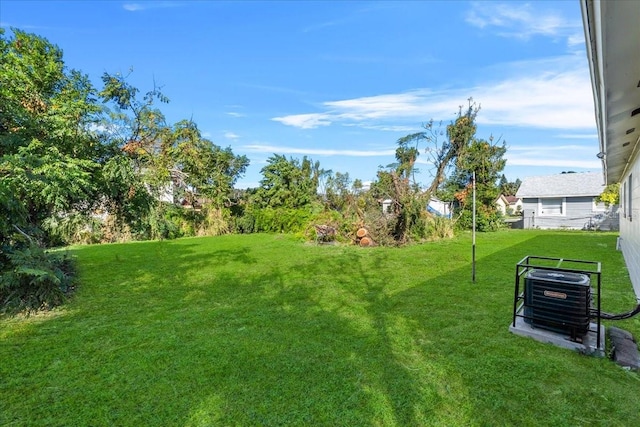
[523,269,591,339]
[511,256,604,354]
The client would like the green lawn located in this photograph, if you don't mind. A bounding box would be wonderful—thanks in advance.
[2,230,639,426]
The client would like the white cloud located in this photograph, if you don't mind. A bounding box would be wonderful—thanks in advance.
[86,122,123,136]
[325,92,431,120]
[467,68,595,129]
[272,113,333,129]
[506,143,600,169]
[224,131,240,140]
[226,112,245,118]
[508,144,594,152]
[272,55,596,132]
[122,2,182,12]
[241,144,395,157]
[122,3,144,11]
[555,134,598,139]
[272,91,441,130]
[356,124,421,132]
[465,2,580,41]
[506,154,600,169]
[234,180,261,190]
[567,33,585,47]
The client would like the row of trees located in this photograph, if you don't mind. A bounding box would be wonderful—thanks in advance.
[0,29,512,312]
[0,29,250,311]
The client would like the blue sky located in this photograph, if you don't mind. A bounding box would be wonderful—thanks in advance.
[1,1,600,189]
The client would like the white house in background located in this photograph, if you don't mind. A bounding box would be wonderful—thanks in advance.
[381,197,452,218]
[516,172,612,230]
[507,195,523,214]
[381,198,393,214]
[427,197,452,218]
[495,195,522,216]
[582,0,640,299]
[157,180,175,204]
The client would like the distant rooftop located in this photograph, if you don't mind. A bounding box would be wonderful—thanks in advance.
[505,195,520,203]
[516,172,604,198]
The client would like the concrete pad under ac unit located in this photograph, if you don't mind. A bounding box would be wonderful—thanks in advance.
[509,309,606,357]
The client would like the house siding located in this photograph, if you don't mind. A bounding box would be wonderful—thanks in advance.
[521,196,601,230]
[619,155,640,299]
[512,199,523,213]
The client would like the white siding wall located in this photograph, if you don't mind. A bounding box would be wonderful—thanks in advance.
[512,199,523,213]
[521,196,600,229]
[619,155,640,300]
[157,182,175,204]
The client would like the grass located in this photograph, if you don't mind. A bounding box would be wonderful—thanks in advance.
[1,230,640,426]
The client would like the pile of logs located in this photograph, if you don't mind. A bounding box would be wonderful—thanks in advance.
[313,224,375,246]
[356,227,373,247]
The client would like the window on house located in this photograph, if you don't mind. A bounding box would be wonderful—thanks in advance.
[629,174,633,221]
[622,182,627,218]
[539,198,564,215]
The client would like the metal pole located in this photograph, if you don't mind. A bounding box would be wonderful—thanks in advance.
[472,171,476,283]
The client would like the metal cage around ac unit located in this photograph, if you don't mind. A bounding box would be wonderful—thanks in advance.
[513,256,602,344]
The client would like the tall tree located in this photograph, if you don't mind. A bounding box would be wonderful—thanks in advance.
[167,119,248,207]
[99,73,249,235]
[252,154,320,209]
[499,174,521,196]
[99,71,171,198]
[0,28,103,242]
[0,29,103,310]
[391,99,480,200]
[371,99,482,243]
[442,138,507,206]
[324,171,352,211]
[438,136,507,230]
[425,101,480,197]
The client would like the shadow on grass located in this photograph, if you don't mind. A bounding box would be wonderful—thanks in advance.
[2,232,638,426]
[178,232,636,425]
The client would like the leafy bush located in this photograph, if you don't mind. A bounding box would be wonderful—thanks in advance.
[233,211,256,234]
[164,205,199,237]
[0,244,75,313]
[198,207,231,236]
[100,214,133,243]
[424,216,455,240]
[455,207,505,232]
[148,204,182,240]
[298,209,350,243]
[248,207,316,234]
[43,213,104,246]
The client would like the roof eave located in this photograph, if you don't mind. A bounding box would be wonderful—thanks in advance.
[581,0,608,184]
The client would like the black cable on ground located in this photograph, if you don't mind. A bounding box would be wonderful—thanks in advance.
[591,304,640,320]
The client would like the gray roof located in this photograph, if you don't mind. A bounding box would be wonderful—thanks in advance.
[516,172,605,198]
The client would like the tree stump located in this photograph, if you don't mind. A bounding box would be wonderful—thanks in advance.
[359,236,372,247]
[355,227,373,246]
